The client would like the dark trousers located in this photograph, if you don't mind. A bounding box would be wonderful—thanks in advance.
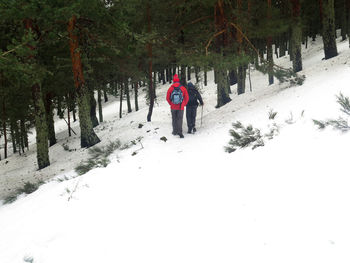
[186,106,198,132]
[171,109,184,135]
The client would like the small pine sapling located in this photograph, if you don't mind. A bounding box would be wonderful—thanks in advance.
[225,121,264,153]
[313,93,350,132]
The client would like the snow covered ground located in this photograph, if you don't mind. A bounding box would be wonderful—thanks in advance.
[1,36,350,263]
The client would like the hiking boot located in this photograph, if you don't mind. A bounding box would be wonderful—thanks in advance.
[179,133,184,138]
[172,131,177,135]
[192,127,197,133]
[187,129,192,134]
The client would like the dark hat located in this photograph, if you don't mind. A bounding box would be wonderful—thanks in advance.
[187,82,195,88]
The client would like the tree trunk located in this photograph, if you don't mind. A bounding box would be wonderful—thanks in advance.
[187,66,191,81]
[45,92,57,146]
[68,15,100,148]
[161,70,166,85]
[19,118,25,153]
[215,68,231,108]
[10,120,16,154]
[103,88,108,102]
[347,0,350,47]
[57,95,63,118]
[180,65,186,85]
[89,86,99,128]
[166,67,171,83]
[320,0,338,59]
[237,65,246,95]
[134,82,139,111]
[341,0,347,41]
[32,84,50,169]
[67,102,71,137]
[290,0,303,72]
[229,69,238,86]
[20,118,28,149]
[24,19,50,169]
[14,120,21,155]
[204,69,207,86]
[195,67,200,83]
[2,102,7,159]
[146,3,155,122]
[267,0,274,85]
[125,79,132,113]
[119,83,123,119]
[97,87,103,122]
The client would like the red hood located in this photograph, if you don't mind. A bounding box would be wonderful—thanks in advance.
[173,74,180,82]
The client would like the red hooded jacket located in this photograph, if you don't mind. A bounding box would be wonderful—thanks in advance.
[166,74,189,110]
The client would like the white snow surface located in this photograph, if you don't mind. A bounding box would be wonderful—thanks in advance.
[1,37,350,263]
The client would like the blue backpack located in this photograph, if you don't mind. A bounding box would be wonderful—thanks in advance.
[170,86,184,104]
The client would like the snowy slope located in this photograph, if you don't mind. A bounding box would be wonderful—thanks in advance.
[1,36,350,263]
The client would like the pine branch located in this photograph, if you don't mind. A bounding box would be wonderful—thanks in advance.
[336,93,350,116]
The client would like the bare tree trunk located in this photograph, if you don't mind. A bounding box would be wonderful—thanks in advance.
[67,102,71,137]
[125,79,132,113]
[134,82,139,111]
[319,0,338,59]
[2,102,7,159]
[290,0,303,72]
[119,83,123,119]
[45,92,57,146]
[98,87,103,122]
[25,19,50,169]
[267,0,274,85]
[68,15,100,148]
[146,2,155,122]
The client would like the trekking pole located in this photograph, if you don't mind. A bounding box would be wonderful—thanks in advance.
[200,105,203,127]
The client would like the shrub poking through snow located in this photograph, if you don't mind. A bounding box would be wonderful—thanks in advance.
[3,181,44,204]
[75,140,121,176]
[225,121,265,153]
[313,93,350,132]
[268,109,278,120]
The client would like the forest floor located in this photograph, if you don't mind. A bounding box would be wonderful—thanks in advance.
[0,36,350,263]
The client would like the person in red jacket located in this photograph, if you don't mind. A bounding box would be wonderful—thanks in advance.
[166,74,189,138]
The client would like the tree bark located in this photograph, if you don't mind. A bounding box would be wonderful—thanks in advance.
[319,0,338,59]
[68,15,100,148]
[10,120,17,154]
[2,102,7,159]
[146,2,155,122]
[290,0,303,72]
[267,0,274,85]
[229,69,238,86]
[20,118,26,152]
[215,68,231,108]
[32,84,50,169]
[103,88,108,102]
[89,87,99,128]
[119,83,123,119]
[98,87,103,122]
[134,82,139,111]
[237,65,246,95]
[24,19,50,169]
[45,92,57,146]
[125,79,132,113]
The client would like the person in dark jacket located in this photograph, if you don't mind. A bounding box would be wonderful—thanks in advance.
[185,82,203,134]
[166,74,189,138]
